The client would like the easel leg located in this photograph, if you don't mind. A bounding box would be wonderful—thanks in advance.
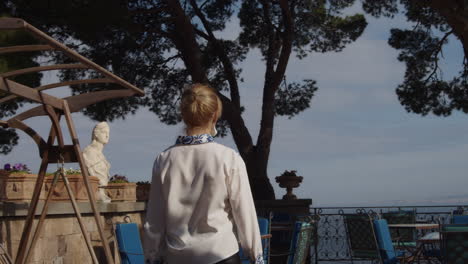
[15,127,55,264]
[62,101,115,264]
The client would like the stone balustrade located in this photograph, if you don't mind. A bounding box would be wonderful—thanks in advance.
[0,199,312,263]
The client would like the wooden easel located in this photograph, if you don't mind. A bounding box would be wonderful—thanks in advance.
[0,18,145,264]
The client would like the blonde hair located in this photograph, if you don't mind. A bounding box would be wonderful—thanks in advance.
[180,83,222,128]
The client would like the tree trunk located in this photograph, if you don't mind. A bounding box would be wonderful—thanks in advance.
[165,0,208,83]
[427,0,468,59]
[245,146,276,200]
[165,0,278,200]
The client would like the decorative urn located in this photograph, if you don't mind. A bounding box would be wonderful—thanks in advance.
[275,170,303,200]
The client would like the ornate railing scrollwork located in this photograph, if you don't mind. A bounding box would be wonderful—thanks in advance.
[309,205,462,263]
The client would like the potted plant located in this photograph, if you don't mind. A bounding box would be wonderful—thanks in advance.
[136,181,151,201]
[275,170,303,200]
[103,174,136,202]
[0,163,44,201]
[44,168,100,201]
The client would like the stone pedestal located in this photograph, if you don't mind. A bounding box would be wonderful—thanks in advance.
[102,183,137,202]
[255,199,312,217]
[0,173,46,201]
[44,174,100,201]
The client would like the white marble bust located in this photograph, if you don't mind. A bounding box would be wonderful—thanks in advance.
[83,122,111,203]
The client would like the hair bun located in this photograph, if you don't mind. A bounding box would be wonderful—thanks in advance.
[180,83,222,128]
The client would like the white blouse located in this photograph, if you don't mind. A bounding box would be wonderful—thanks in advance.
[143,136,263,264]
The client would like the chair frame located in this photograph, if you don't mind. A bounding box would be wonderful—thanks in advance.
[343,213,382,264]
[269,216,316,264]
[440,224,468,264]
[288,220,315,264]
[239,212,273,264]
[382,209,417,245]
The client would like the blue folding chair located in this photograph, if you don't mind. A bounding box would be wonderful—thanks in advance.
[373,219,414,264]
[239,217,271,264]
[115,222,145,264]
[452,215,468,224]
[286,221,315,264]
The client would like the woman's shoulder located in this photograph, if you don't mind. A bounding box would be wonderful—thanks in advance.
[208,143,245,166]
[208,142,240,155]
[155,142,240,160]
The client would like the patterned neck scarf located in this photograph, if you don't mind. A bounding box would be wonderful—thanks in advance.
[175,134,214,145]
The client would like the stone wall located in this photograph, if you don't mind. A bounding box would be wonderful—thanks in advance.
[0,200,312,263]
[0,201,146,264]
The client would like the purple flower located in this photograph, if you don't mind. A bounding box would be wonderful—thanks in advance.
[3,163,11,171]
[13,163,23,171]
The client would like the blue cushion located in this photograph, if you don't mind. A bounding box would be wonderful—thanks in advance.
[373,219,398,263]
[115,223,145,264]
[258,217,269,235]
[453,215,468,224]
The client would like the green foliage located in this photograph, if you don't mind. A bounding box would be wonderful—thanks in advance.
[109,174,129,183]
[388,28,454,116]
[361,0,467,116]
[0,15,44,154]
[64,168,81,175]
[0,128,18,154]
[279,169,299,177]
[275,79,318,118]
[238,0,367,58]
[0,0,367,153]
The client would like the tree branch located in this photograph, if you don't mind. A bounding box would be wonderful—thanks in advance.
[165,0,253,157]
[217,92,254,157]
[129,7,166,16]
[188,0,241,109]
[157,54,181,66]
[164,0,208,83]
[257,0,293,149]
[273,0,294,88]
[194,27,210,40]
[260,0,278,81]
[425,30,453,83]
[426,0,468,60]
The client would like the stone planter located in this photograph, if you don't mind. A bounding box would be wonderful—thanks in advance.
[102,183,136,202]
[275,171,303,200]
[0,172,46,201]
[136,184,151,201]
[44,174,100,201]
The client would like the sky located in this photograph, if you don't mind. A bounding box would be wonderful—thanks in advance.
[2,6,468,207]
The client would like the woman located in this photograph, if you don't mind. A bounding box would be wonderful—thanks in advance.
[143,84,263,264]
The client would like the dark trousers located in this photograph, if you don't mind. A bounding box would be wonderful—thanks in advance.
[215,253,241,264]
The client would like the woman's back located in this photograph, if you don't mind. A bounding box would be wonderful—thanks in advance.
[143,84,263,264]
[159,142,238,250]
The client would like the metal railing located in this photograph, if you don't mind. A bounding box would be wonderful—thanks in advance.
[309,205,466,263]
